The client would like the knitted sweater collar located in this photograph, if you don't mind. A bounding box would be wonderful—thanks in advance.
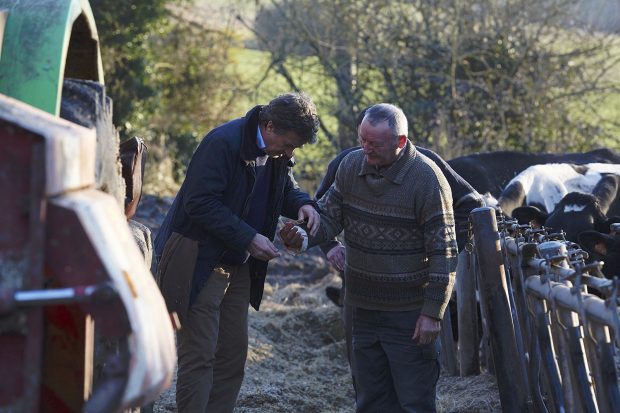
[358,140,417,184]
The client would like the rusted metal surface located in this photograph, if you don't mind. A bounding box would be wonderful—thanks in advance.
[0,118,46,412]
[40,197,131,411]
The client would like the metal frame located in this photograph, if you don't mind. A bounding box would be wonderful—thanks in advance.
[468,207,620,413]
[0,0,103,115]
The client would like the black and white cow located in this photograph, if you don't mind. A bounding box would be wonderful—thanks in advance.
[505,166,620,242]
[447,148,620,198]
[578,231,620,279]
[497,163,620,217]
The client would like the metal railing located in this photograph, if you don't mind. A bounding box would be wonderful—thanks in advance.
[451,207,620,413]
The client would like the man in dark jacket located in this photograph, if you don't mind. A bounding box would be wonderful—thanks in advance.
[155,93,320,412]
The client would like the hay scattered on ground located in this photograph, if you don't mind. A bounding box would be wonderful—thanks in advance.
[437,373,501,412]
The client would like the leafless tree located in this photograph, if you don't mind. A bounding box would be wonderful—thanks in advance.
[247,0,620,157]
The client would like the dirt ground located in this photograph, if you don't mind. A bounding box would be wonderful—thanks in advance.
[149,259,501,413]
[137,196,501,412]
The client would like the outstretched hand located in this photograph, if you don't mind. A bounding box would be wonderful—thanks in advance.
[298,205,320,236]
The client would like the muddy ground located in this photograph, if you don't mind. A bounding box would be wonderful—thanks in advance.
[136,195,501,412]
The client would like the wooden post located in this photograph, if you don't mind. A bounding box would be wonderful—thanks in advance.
[470,207,530,412]
[476,275,495,376]
[456,249,479,376]
[440,308,458,375]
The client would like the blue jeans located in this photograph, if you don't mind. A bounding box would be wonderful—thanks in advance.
[352,308,440,413]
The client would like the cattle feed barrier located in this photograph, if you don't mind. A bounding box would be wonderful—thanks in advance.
[470,208,530,412]
[456,206,620,413]
[455,249,480,376]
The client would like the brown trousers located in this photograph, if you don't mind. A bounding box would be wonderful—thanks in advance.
[175,263,251,413]
[156,232,198,324]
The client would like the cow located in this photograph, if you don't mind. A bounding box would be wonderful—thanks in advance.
[507,169,620,243]
[578,231,620,279]
[447,148,620,198]
[497,163,620,217]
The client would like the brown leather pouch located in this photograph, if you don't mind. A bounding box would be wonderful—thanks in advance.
[120,136,147,219]
[156,232,198,324]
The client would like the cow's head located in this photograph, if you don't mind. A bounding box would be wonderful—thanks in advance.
[578,231,620,279]
[512,205,547,229]
[513,192,619,242]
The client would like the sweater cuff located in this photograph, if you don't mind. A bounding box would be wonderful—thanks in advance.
[421,299,448,321]
[319,240,341,255]
[421,272,455,320]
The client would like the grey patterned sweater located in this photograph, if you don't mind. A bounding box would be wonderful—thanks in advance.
[310,141,458,319]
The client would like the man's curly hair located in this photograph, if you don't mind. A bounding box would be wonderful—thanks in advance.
[259,92,320,144]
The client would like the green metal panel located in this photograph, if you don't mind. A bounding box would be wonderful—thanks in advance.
[0,0,102,115]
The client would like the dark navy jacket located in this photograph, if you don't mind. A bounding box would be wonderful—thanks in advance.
[155,106,316,310]
[315,146,483,251]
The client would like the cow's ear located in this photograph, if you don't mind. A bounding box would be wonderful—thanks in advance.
[513,206,548,228]
[579,230,613,256]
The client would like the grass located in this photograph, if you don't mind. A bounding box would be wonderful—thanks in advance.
[228,46,342,193]
[542,27,620,147]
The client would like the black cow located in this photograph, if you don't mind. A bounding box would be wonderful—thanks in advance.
[512,173,620,243]
[447,148,620,198]
[579,231,620,279]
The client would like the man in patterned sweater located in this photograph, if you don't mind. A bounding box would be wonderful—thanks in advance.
[281,103,458,412]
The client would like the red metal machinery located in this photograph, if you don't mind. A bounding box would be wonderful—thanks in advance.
[0,95,176,412]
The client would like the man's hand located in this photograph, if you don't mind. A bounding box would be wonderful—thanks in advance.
[326,244,345,271]
[279,222,305,251]
[247,233,280,261]
[298,204,320,236]
[412,314,441,345]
